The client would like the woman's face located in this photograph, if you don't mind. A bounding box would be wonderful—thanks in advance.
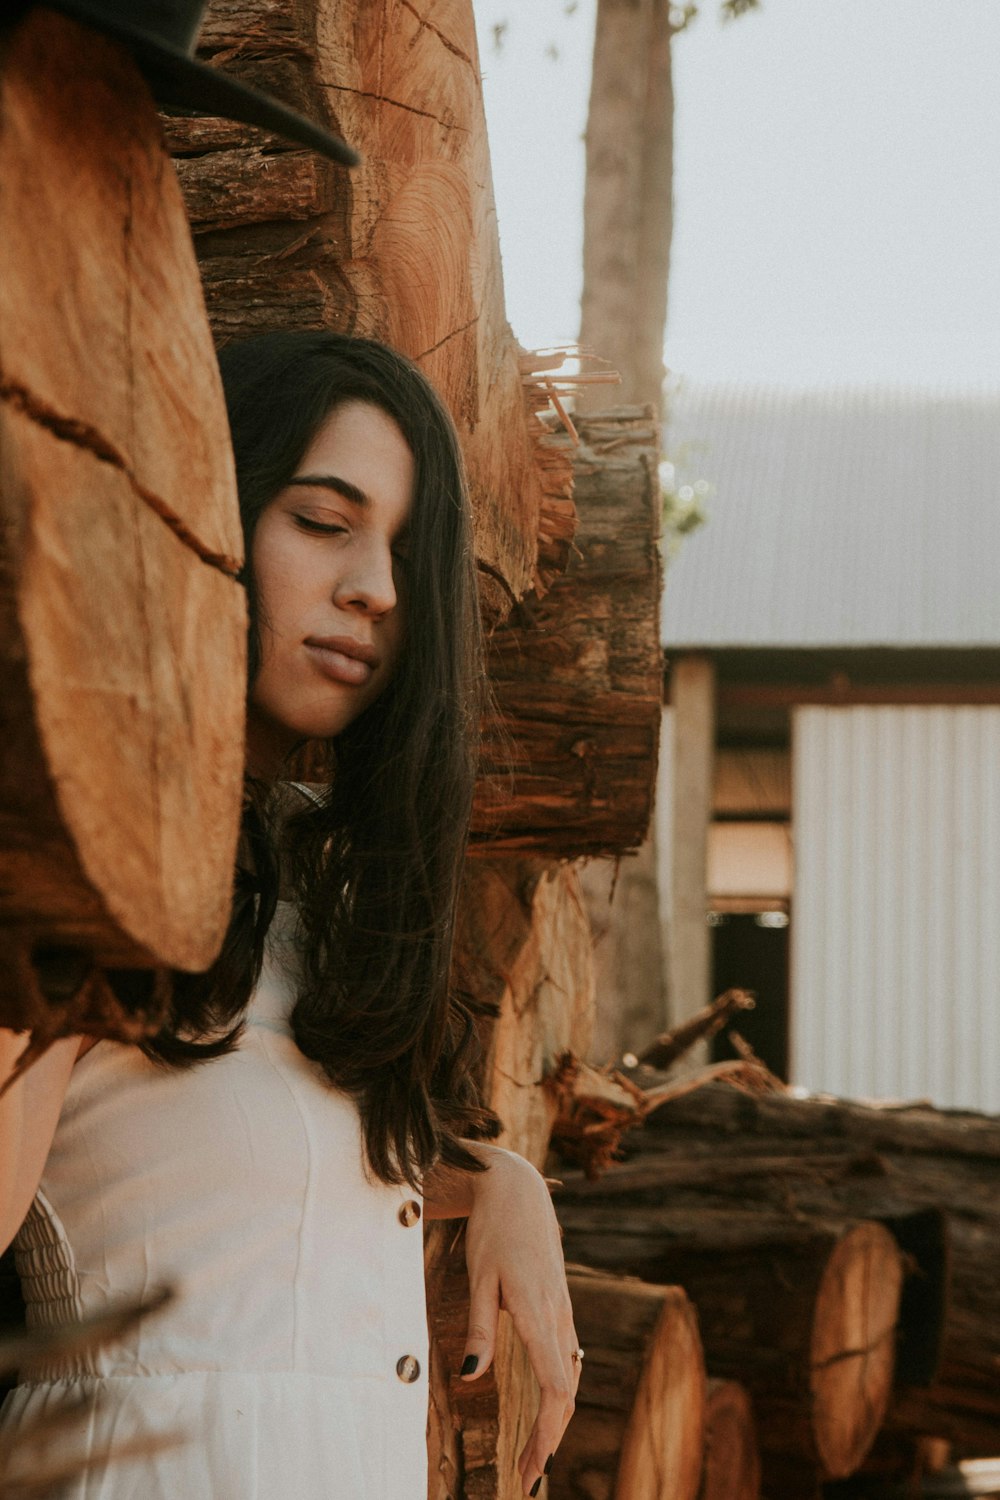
[246,399,413,773]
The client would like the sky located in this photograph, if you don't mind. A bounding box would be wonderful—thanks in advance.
[472,0,1000,388]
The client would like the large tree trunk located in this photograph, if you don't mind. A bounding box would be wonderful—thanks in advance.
[586,1084,1000,1455]
[550,1269,705,1500]
[0,11,245,989]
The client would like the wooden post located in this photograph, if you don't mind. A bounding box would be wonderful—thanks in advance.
[667,655,716,1037]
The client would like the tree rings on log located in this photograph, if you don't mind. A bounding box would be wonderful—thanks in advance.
[550,1268,706,1500]
[0,12,246,972]
[698,1379,760,1500]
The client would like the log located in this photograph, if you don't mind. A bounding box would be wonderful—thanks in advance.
[598,1083,1000,1453]
[547,1268,705,1500]
[698,1379,760,1500]
[426,860,596,1500]
[556,1199,904,1482]
[168,0,567,624]
[0,11,246,977]
[471,410,663,856]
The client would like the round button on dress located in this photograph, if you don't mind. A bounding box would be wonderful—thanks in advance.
[0,901,429,1500]
[396,1354,421,1383]
[398,1199,422,1228]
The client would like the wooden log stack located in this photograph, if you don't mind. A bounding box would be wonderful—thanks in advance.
[556,1196,904,1492]
[605,1083,1000,1455]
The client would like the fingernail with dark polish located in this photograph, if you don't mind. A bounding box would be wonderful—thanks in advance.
[460,1354,479,1377]
[530,1480,541,1498]
[544,1454,554,1475]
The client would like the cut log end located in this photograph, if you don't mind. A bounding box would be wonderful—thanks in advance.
[810,1220,904,1478]
[553,1270,705,1500]
[698,1379,760,1500]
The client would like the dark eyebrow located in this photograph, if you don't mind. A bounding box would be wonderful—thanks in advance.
[286,475,368,508]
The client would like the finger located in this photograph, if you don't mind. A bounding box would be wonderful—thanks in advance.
[460,1272,500,1381]
[515,1314,579,1491]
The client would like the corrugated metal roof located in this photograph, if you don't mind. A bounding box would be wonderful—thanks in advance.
[660,383,1000,649]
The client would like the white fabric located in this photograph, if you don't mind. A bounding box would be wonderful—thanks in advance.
[0,903,429,1499]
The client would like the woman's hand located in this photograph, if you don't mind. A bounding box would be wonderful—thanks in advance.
[425,1143,580,1497]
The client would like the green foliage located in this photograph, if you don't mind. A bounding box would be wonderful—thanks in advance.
[659,449,711,562]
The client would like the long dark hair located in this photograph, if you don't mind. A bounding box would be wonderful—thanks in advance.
[145,332,494,1186]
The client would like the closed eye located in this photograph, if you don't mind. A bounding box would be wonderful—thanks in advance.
[293,514,348,536]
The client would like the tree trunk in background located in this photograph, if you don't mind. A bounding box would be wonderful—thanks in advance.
[578,0,675,1053]
[579,0,674,411]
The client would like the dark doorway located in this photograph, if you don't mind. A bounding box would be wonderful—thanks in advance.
[710,912,790,1080]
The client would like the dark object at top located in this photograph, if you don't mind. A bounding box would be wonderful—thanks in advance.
[35,0,359,166]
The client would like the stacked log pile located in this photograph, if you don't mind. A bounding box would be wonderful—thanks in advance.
[547,1060,1000,1497]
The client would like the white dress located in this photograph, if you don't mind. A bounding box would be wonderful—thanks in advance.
[0,902,429,1499]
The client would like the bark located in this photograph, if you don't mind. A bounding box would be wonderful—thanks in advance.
[556,1197,904,1481]
[590,1084,1000,1453]
[169,0,564,623]
[698,1379,761,1500]
[472,410,663,856]
[549,1269,705,1500]
[0,11,246,979]
[425,860,595,1500]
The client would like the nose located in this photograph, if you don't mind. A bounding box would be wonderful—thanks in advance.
[332,535,398,618]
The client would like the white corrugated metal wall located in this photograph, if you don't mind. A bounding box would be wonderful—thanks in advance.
[791,706,1000,1112]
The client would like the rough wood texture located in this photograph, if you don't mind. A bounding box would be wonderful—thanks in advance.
[167,0,559,621]
[472,410,663,856]
[556,1196,903,1482]
[606,1083,1000,1454]
[0,11,246,975]
[698,1379,760,1500]
[549,1269,704,1500]
[426,861,595,1500]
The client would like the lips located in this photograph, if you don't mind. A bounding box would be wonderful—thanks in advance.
[304,635,379,687]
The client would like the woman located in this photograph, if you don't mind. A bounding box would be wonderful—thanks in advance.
[0,333,579,1499]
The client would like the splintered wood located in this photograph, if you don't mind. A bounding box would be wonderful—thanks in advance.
[0,11,246,985]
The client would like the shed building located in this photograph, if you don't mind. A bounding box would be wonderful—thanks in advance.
[658,382,1000,1111]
